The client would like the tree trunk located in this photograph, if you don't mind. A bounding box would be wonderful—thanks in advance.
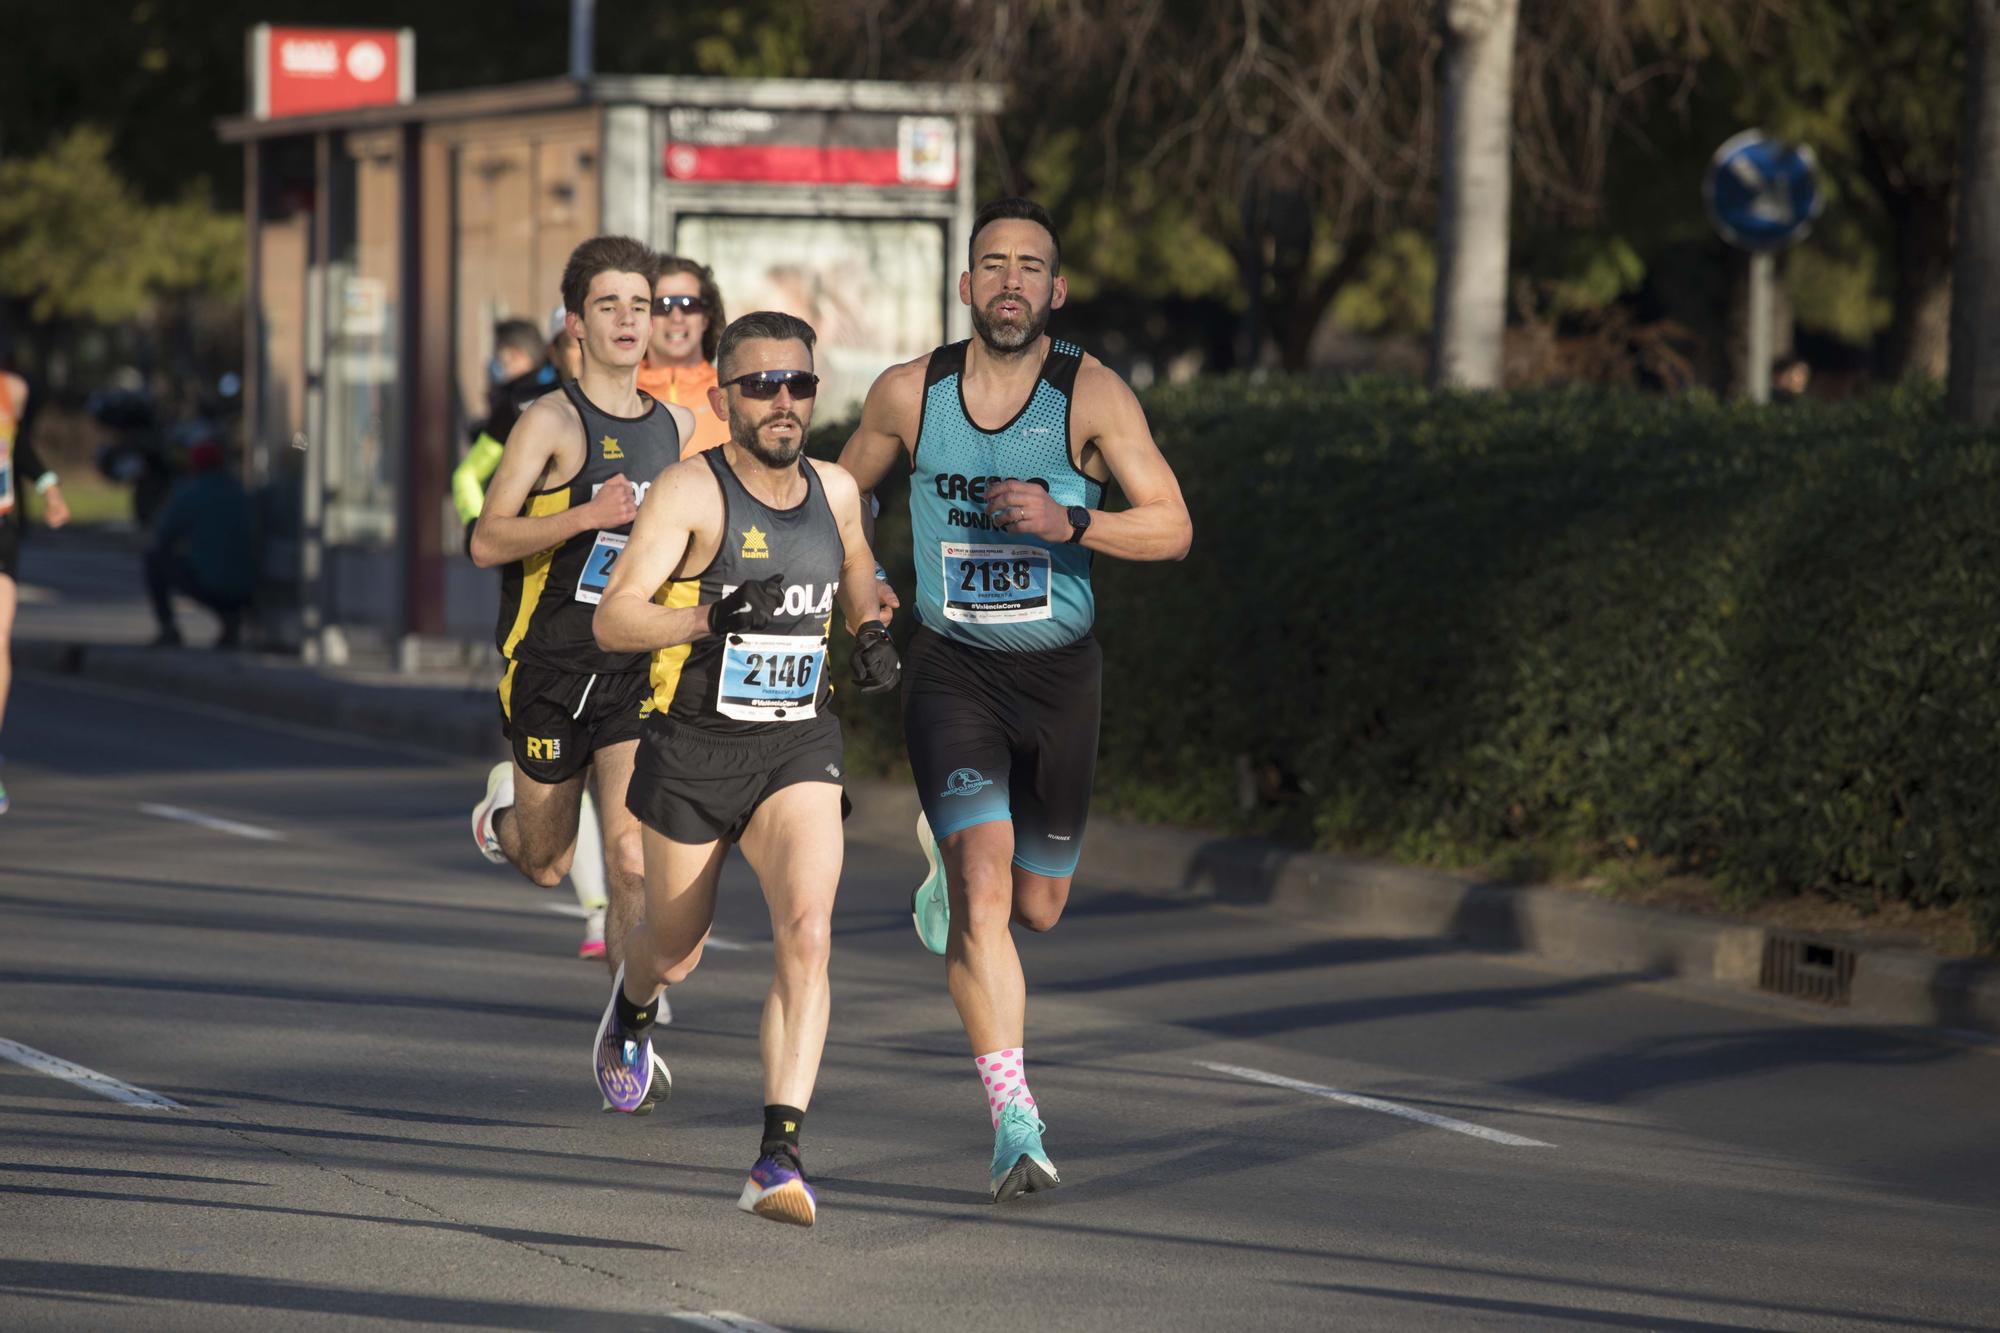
[1430,0,1520,391]
[1883,186,1956,381]
[1950,0,2000,424]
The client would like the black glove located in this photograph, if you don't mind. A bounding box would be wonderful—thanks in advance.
[709,573,785,636]
[851,620,901,694]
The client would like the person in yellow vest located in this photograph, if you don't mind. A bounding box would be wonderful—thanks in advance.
[0,365,69,814]
[635,257,730,459]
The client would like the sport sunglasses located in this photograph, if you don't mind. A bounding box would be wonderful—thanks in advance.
[721,370,820,400]
[652,294,709,314]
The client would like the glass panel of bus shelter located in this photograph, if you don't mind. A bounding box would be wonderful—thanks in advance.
[672,214,946,422]
[321,132,401,548]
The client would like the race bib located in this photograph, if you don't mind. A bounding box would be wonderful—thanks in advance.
[940,542,1051,624]
[716,632,827,722]
[573,531,626,604]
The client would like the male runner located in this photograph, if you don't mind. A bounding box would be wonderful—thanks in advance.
[454,315,609,959]
[837,197,1193,1201]
[590,310,901,1226]
[0,364,69,813]
[467,236,691,988]
[636,256,730,458]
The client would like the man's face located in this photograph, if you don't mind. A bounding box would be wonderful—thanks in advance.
[571,271,651,370]
[711,337,814,469]
[961,218,1066,354]
[648,271,710,366]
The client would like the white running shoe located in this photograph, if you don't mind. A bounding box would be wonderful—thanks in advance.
[578,905,607,960]
[470,761,513,865]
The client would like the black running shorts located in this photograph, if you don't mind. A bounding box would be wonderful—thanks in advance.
[498,662,648,785]
[626,713,844,845]
[901,624,1101,877]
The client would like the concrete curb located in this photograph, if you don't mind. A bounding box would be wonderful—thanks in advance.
[23,635,2000,1040]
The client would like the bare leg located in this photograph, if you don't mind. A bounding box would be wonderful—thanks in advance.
[735,781,843,1109]
[942,820,1075,1055]
[0,574,15,737]
[494,763,585,888]
[620,824,727,1004]
[588,740,646,976]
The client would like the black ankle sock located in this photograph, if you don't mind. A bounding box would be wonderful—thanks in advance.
[760,1104,806,1159]
[614,987,658,1032]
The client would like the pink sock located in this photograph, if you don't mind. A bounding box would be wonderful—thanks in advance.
[975,1047,1035,1127]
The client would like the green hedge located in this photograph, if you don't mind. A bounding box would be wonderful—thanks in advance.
[823,379,2000,947]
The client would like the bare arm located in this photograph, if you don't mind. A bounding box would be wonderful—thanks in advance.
[985,362,1192,562]
[469,396,628,568]
[814,461,890,636]
[835,358,923,607]
[592,460,719,654]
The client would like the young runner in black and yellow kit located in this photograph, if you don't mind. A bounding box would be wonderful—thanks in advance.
[467,237,689,1000]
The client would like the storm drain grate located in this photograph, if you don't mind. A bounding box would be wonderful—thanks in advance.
[1759,933,1856,1005]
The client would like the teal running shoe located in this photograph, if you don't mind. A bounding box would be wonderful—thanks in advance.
[0,773,10,815]
[989,1098,1060,1202]
[911,811,949,955]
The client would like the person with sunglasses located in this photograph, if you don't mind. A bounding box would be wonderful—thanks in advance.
[468,237,693,1012]
[838,196,1193,1203]
[636,257,731,459]
[590,310,901,1227]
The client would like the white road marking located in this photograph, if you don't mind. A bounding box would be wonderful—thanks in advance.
[139,803,284,842]
[676,1314,789,1333]
[1197,1061,1555,1148]
[535,904,752,950]
[544,903,592,918]
[0,1039,184,1111]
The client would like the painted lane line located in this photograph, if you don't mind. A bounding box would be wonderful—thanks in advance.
[1197,1061,1555,1148]
[0,1039,184,1111]
[535,904,751,950]
[139,803,284,842]
[676,1314,789,1333]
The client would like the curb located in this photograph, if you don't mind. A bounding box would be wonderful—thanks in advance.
[23,636,2000,1040]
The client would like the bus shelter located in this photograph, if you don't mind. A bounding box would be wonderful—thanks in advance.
[218,73,1002,667]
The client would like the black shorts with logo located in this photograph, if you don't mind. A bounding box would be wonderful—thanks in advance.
[498,661,648,785]
[901,623,1101,877]
[627,712,845,845]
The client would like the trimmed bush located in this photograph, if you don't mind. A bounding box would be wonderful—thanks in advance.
[826,378,2000,948]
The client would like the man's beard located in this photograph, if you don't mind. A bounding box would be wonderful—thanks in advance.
[735,412,805,468]
[970,294,1049,355]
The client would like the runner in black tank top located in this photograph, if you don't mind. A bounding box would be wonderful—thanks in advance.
[586,311,902,1226]
[465,236,695,992]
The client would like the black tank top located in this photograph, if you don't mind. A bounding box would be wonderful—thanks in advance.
[496,381,681,673]
[647,451,848,735]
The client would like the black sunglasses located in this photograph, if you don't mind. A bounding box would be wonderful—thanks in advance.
[722,370,819,400]
[652,294,708,315]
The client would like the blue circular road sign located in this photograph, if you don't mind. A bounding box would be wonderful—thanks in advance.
[1704,130,1824,252]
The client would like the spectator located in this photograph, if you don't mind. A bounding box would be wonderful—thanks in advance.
[1772,354,1812,402]
[145,436,254,649]
[452,317,562,542]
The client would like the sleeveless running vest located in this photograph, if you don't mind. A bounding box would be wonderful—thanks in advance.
[647,451,847,734]
[496,381,681,674]
[909,339,1104,652]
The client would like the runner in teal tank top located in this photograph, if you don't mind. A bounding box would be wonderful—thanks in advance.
[839,197,1194,1204]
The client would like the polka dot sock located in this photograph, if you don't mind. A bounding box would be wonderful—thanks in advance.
[975,1047,1035,1127]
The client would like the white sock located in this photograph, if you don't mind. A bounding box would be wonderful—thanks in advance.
[570,789,607,911]
[976,1047,1035,1127]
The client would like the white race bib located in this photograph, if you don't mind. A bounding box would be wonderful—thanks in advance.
[940,542,1051,624]
[715,632,827,722]
[573,531,626,604]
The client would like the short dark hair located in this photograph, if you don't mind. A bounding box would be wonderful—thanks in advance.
[493,318,546,361]
[716,311,817,380]
[560,235,659,322]
[658,255,727,364]
[969,197,1061,274]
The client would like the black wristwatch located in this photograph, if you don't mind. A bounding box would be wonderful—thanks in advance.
[1065,505,1092,544]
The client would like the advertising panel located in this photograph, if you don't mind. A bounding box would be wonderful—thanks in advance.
[251,25,414,120]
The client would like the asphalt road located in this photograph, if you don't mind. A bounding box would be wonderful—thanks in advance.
[2,673,1997,1332]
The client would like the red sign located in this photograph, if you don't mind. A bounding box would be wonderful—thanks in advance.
[251,25,413,120]
[664,109,957,189]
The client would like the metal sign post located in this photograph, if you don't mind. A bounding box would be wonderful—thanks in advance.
[1703,130,1824,403]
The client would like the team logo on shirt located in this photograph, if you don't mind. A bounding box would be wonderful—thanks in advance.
[941,767,993,798]
[600,435,624,460]
[741,525,770,559]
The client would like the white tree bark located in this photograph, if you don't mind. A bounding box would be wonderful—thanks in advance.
[1949,0,2000,424]
[1430,0,1521,391]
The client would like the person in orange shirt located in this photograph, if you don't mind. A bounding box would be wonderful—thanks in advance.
[635,257,730,459]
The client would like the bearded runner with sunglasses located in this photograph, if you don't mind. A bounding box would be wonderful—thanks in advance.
[637,257,731,458]
[591,310,900,1226]
[839,197,1193,1203]
[469,237,692,1005]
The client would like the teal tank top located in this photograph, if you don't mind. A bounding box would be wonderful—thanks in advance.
[908,339,1104,652]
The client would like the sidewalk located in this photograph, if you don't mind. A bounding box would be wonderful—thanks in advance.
[13,526,1999,1039]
